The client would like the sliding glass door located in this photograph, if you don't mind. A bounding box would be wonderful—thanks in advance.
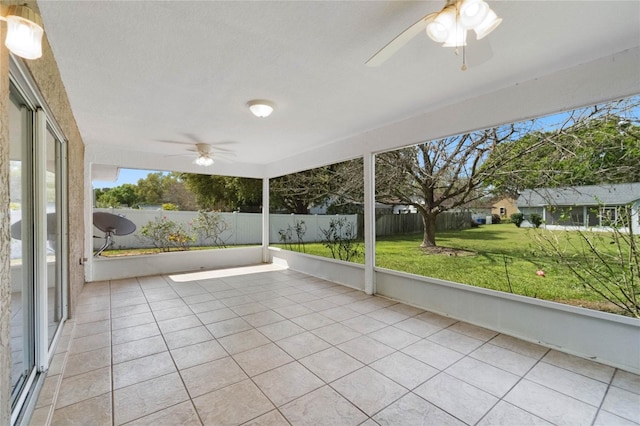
[9,75,68,423]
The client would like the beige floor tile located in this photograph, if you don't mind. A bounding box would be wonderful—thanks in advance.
[163,325,213,349]
[491,334,549,360]
[415,373,498,425]
[373,392,464,426]
[470,343,537,376]
[218,329,270,354]
[337,336,395,365]
[51,393,111,426]
[230,302,269,316]
[299,347,364,382]
[526,361,608,406]
[253,362,324,406]
[504,379,598,425]
[111,312,155,331]
[222,295,257,307]
[402,339,464,370]
[152,305,193,321]
[427,329,484,354]
[57,366,111,408]
[393,318,442,338]
[64,347,111,378]
[197,307,238,324]
[341,316,387,334]
[243,310,286,328]
[275,331,331,359]
[29,405,52,426]
[257,320,305,341]
[365,308,409,325]
[73,319,111,338]
[367,326,421,350]
[126,401,202,425]
[601,386,640,423]
[386,303,425,317]
[113,351,176,389]
[149,298,186,311]
[113,372,189,425]
[189,299,226,314]
[319,306,361,322]
[193,379,274,425]
[302,299,338,312]
[111,303,151,319]
[36,374,61,408]
[111,296,148,309]
[477,401,553,426]
[332,367,407,416]
[280,385,367,426]
[170,339,228,370]
[370,352,438,390]
[69,331,111,354]
[542,350,615,383]
[346,300,380,315]
[290,312,335,330]
[415,312,457,328]
[448,321,499,341]
[182,292,216,305]
[112,322,161,345]
[233,343,294,376]
[112,335,167,364]
[311,323,360,345]
[260,297,297,309]
[613,370,640,394]
[157,315,202,334]
[593,410,640,426]
[242,409,289,426]
[180,356,248,398]
[74,309,110,325]
[206,317,253,338]
[47,352,66,376]
[446,357,520,398]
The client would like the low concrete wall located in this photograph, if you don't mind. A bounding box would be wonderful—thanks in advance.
[267,249,640,373]
[90,246,263,281]
[269,248,364,291]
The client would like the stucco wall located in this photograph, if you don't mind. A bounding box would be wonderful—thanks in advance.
[20,0,85,317]
[0,0,85,422]
[1,15,11,426]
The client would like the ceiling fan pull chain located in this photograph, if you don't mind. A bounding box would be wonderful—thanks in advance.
[462,44,468,71]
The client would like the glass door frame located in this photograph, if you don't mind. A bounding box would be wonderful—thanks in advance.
[9,54,69,425]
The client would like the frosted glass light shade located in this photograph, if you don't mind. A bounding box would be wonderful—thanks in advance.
[459,0,489,29]
[442,24,467,47]
[426,5,457,43]
[4,5,43,60]
[195,156,214,166]
[248,100,275,118]
[473,8,502,40]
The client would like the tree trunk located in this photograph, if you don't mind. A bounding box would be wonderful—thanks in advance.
[420,212,437,248]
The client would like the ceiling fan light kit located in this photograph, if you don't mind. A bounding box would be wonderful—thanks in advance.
[194,155,214,167]
[426,0,501,46]
[365,0,501,69]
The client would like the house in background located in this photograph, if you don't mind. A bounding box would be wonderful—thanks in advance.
[491,197,518,220]
[517,183,640,233]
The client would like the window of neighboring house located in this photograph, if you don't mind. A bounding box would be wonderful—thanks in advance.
[600,206,618,226]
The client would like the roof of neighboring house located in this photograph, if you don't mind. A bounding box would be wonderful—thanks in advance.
[517,183,640,207]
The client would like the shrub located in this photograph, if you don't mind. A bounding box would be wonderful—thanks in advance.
[529,213,543,228]
[139,216,195,252]
[279,219,307,252]
[319,218,361,261]
[161,203,178,211]
[192,210,230,248]
[510,213,524,227]
[491,214,501,224]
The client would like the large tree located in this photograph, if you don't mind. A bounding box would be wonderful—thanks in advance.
[375,125,535,248]
[181,174,262,211]
[486,98,640,197]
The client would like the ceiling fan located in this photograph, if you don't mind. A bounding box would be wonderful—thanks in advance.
[366,0,502,70]
[156,134,236,166]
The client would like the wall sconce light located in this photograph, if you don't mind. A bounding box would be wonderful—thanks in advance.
[248,100,275,118]
[0,4,44,60]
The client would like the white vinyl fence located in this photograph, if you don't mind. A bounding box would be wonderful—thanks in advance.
[92,209,357,250]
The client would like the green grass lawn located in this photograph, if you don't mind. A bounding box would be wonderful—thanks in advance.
[277,223,633,314]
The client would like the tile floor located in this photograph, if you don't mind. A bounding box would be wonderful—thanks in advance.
[31,265,640,425]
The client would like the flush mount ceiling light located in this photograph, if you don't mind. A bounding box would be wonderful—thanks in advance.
[248,100,275,118]
[0,4,44,60]
[366,0,502,70]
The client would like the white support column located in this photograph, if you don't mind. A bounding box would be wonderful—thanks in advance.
[363,153,376,295]
[583,206,588,228]
[262,178,270,263]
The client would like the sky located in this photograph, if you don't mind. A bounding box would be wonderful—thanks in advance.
[93,168,164,189]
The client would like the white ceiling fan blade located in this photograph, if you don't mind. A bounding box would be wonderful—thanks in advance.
[465,36,493,68]
[366,12,437,67]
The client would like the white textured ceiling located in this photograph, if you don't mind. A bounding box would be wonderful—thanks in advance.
[38,1,640,177]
